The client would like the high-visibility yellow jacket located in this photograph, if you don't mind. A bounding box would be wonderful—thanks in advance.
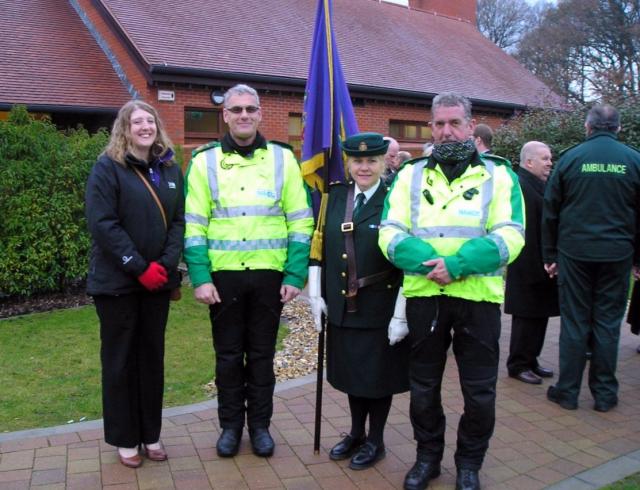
[184,142,314,289]
[379,154,525,303]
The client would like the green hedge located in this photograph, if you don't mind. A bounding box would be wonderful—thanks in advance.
[493,96,640,166]
[0,106,108,296]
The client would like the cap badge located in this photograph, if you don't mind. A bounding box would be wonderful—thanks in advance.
[358,141,368,151]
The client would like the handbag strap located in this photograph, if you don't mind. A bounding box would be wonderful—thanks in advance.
[132,166,167,231]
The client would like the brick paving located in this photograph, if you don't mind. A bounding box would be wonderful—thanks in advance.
[1,316,639,489]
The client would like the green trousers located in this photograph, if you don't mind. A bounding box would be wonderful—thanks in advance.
[556,253,631,405]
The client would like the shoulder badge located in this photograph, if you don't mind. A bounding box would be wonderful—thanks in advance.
[191,141,220,158]
[481,153,512,168]
[269,140,294,152]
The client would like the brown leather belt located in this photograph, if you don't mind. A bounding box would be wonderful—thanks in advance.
[341,185,398,312]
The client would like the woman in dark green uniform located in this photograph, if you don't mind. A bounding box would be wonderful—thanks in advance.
[308,132,410,470]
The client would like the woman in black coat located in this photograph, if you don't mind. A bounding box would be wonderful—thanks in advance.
[308,132,410,470]
[85,100,185,468]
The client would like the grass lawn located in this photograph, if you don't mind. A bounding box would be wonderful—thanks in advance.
[0,286,287,433]
[600,472,640,489]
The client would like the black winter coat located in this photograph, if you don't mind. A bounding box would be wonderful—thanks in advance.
[322,182,401,327]
[85,154,185,295]
[504,168,559,318]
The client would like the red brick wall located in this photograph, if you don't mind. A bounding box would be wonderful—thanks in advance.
[151,88,506,161]
[409,0,476,24]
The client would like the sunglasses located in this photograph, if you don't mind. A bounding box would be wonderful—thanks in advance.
[225,105,260,114]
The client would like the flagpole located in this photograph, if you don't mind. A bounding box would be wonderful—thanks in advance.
[313,147,331,454]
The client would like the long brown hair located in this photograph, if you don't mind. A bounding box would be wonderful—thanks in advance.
[103,100,174,165]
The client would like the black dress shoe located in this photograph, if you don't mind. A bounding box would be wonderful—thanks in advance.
[546,385,578,410]
[532,365,554,378]
[216,428,242,457]
[456,468,480,490]
[510,370,542,385]
[594,400,618,413]
[249,427,274,457]
[329,433,365,461]
[403,461,441,490]
[348,441,385,470]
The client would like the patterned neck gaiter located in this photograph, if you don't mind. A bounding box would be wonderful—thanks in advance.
[432,139,476,164]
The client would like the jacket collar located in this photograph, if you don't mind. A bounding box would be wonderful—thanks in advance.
[517,165,545,194]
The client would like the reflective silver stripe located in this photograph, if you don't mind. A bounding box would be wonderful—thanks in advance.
[273,145,284,204]
[490,220,525,237]
[410,159,428,233]
[206,149,220,206]
[387,232,413,263]
[380,219,410,234]
[185,236,207,248]
[286,208,314,221]
[185,213,209,226]
[479,160,495,231]
[213,205,284,218]
[288,232,311,245]
[413,226,484,239]
[486,233,510,266]
[208,238,288,251]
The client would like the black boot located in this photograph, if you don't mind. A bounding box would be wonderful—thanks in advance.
[249,427,274,457]
[348,441,385,470]
[456,468,480,490]
[329,433,365,461]
[403,461,441,490]
[216,428,242,457]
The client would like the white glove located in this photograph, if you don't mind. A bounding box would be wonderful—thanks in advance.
[308,265,327,333]
[388,288,409,345]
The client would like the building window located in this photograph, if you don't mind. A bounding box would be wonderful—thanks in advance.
[184,108,222,141]
[389,120,431,142]
[288,113,302,159]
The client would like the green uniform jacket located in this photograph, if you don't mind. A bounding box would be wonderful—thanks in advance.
[542,131,640,264]
[322,182,401,328]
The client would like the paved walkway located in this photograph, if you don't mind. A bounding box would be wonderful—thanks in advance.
[1,316,640,489]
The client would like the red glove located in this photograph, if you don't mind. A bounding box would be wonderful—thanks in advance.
[138,262,168,291]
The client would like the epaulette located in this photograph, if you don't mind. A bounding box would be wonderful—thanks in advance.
[269,140,294,152]
[557,142,580,157]
[481,153,512,167]
[626,143,640,155]
[400,156,427,167]
[329,180,347,186]
[191,141,220,157]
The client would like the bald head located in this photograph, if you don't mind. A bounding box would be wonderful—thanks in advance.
[520,141,552,182]
[384,137,401,170]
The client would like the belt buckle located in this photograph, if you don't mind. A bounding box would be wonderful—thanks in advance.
[341,222,354,232]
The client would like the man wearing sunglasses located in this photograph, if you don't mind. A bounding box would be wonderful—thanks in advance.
[184,84,313,458]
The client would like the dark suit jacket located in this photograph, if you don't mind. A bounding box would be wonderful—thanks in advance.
[321,182,401,328]
[504,168,560,318]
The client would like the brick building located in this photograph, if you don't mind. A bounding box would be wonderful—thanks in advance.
[1,0,558,159]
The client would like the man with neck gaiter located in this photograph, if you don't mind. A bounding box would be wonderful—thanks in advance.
[379,93,524,490]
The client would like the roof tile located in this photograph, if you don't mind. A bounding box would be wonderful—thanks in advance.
[0,0,130,109]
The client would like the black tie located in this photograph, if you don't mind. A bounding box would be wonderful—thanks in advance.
[353,192,366,219]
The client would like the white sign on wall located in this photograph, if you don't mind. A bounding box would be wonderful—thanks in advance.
[158,90,175,102]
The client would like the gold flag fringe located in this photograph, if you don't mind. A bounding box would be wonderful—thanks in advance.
[310,191,329,261]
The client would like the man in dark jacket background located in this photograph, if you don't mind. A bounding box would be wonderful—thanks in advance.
[542,104,640,412]
[505,141,559,385]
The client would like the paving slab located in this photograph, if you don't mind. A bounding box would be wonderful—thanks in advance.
[1,316,640,488]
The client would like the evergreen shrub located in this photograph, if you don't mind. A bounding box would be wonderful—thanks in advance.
[0,106,108,296]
